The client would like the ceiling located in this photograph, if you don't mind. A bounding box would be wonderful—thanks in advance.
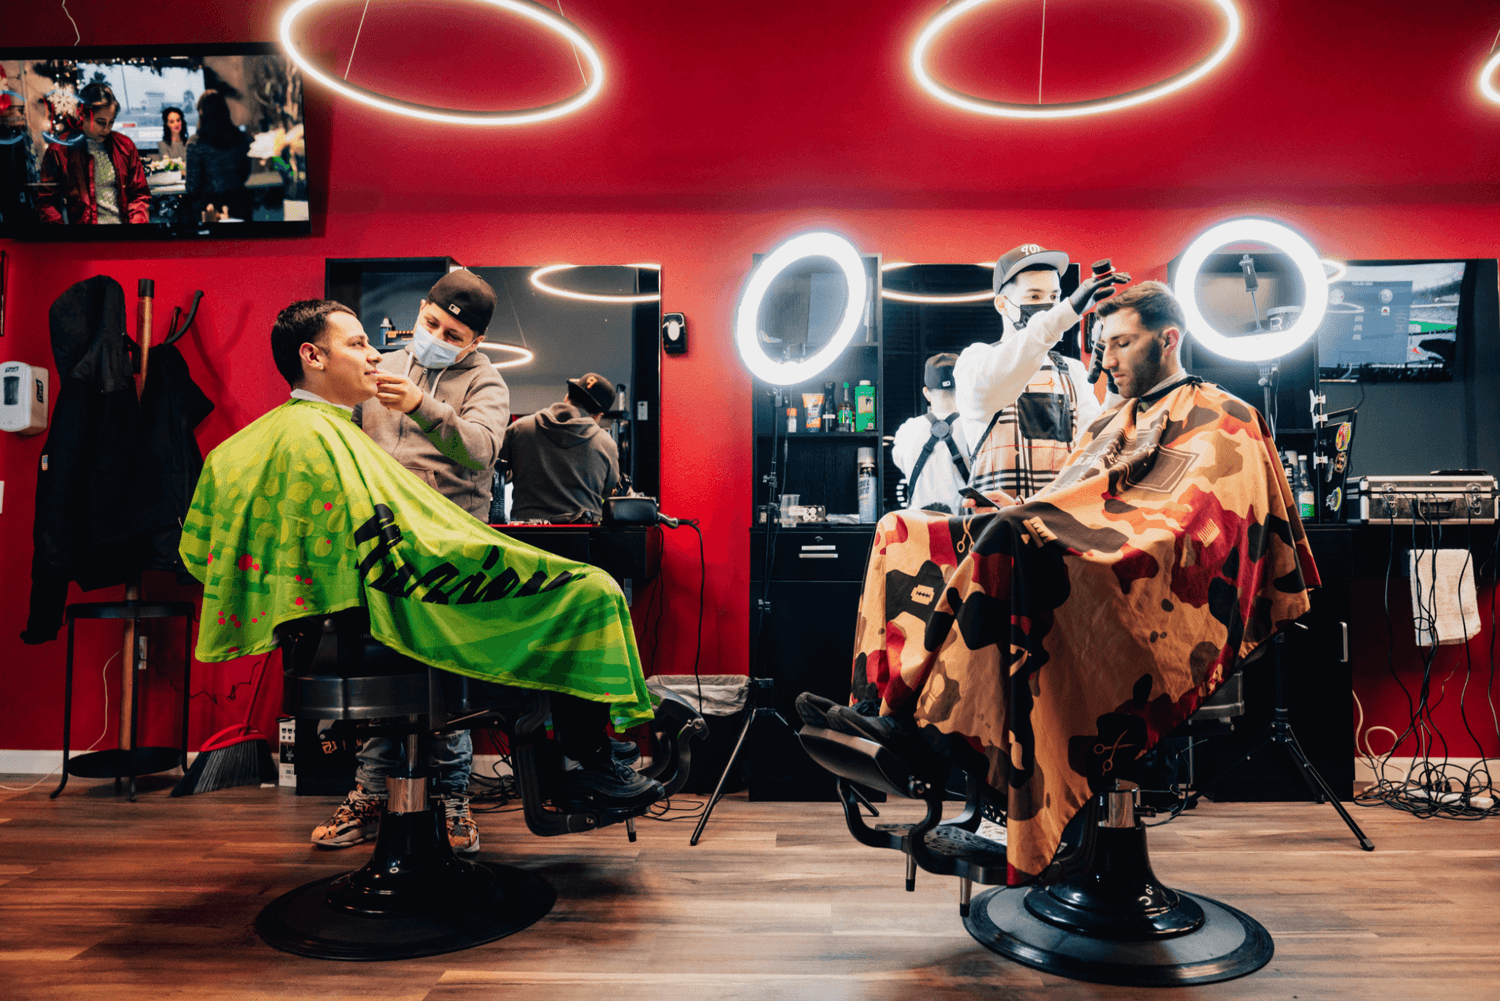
[24,0,1500,211]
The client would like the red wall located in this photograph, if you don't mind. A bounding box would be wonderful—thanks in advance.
[4,203,1500,757]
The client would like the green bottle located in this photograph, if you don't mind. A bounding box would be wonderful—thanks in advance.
[854,380,876,431]
[837,382,854,432]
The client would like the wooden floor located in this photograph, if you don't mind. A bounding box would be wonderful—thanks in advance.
[1,775,1497,1001]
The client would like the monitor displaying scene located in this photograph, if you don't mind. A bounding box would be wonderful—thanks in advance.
[1318,261,1465,380]
[0,45,309,239]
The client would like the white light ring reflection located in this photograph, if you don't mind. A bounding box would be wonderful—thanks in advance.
[735,231,868,387]
[530,264,661,303]
[880,261,994,304]
[910,0,1241,120]
[477,342,535,369]
[279,0,604,126]
[1480,49,1500,105]
[1322,259,1348,283]
[1173,218,1328,363]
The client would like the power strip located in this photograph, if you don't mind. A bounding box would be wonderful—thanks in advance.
[1411,788,1494,809]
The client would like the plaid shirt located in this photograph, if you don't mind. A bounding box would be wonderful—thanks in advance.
[968,351,1080,501]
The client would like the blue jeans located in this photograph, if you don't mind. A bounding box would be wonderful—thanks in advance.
[355,730,473,797]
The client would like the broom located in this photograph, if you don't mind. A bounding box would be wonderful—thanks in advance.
[171,654,277,796]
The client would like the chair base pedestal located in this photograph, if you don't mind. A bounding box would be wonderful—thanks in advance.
[964,825,1272,987]
[255,808,555,961]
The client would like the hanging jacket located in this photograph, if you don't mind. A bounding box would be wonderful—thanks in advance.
[22,276,212,643]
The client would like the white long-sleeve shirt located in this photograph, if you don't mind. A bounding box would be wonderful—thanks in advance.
[953,299,1106,433]
[891,411,980,513]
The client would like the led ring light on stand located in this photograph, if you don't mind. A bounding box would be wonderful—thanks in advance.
[1172,218,1328,364]
[279,0,604,126]
[734,231,869,386]
[910,0,1241,120]
[1479,48,1500,105]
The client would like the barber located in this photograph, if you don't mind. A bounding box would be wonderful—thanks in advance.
[953,243,1128,501]
[501,372,621,524]
[309,269,509,854]
[891,353,976,514]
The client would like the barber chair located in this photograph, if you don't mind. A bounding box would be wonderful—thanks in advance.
[255,609,705,961]
[797,664,1272,987]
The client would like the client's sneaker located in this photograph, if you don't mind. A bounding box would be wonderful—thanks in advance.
[444,796,480,855]
[794,691,841,729]
[611,737,642,765]
[559,756,665,812]
[310,784,383,848]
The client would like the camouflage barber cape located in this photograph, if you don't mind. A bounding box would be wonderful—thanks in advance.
[180,399,655,727]
[850,379,1319,881]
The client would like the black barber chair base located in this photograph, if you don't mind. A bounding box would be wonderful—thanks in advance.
[257,864,554,962]
[967,887,1272,988]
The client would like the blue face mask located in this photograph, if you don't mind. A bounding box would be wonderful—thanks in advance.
[411,324,462,370]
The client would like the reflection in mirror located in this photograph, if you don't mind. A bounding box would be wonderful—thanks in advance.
[1169,249,1318,435]
[757,258,851,361]
[324,259,661,500]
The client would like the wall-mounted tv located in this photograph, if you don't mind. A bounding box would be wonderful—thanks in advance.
[1318,260,1481,383]
[0,44,309,240]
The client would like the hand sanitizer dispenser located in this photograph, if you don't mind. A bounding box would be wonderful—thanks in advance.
[0,361,49,435]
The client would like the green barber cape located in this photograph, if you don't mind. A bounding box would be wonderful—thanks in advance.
[180,399,655,726]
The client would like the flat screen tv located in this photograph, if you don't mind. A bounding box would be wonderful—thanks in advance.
[0,44,309,240]
[1317,260,1480,382]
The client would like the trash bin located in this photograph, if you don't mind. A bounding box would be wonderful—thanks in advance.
[649,674,749,794]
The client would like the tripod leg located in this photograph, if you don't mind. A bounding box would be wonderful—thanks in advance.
[689,707,757,846]
[1282,729,1375,851]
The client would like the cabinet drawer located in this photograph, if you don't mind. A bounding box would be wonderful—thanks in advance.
[750,528,874,582]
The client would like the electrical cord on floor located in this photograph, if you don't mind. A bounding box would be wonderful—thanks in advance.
[0,650,121,793]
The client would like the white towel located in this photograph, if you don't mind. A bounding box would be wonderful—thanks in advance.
[1409,549,1480,646]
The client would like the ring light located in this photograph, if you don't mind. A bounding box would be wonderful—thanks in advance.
[477,342,535,369]
[880,262,993,304]
[910,0,1241,120]
[280,0,604,126]
[1173,218,1328,363]
[735,232,868,386]
[1480,49,1500,104]
[530,265,661,303]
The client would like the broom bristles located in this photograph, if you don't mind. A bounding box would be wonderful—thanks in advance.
[170,737,276,797]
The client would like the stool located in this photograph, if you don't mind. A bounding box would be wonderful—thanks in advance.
[51,600,195,802]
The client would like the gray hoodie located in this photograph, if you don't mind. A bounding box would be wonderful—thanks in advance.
[500,401,620,523]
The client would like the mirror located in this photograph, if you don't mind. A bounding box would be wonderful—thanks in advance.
[324,258,661,500]
[878,262,1081,510]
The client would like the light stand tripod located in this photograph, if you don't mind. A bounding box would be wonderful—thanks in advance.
[1201,630,1374,851]
[690,389,798,846]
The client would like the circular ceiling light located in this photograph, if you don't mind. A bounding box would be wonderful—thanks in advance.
[1172,218,1328,363]
[880,262,994,304]
[910,0,1241,120]
[279,0,604,126]
[530,265,661,303]
[477,342,535,369]
[735,231,868,386]
[1480,48,1500,104]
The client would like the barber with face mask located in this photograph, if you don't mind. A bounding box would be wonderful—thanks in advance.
[953,244,1128,501]
[356,268,511,520]
[319,269,510,855]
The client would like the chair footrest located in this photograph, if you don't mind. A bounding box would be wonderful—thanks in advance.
[922,826,1007,869]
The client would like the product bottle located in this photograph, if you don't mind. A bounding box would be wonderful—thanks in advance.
[857,446,877,523]
[1296,456,1315,520]
[821,382,837,432]
[838,381,854,432]
[786,406,798,434]
[854,379,876,432]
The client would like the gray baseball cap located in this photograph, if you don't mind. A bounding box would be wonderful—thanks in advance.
[992,243,1070,295]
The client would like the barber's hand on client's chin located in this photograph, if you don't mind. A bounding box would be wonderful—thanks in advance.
[1068,269,1132,313]
[373,372,423,414]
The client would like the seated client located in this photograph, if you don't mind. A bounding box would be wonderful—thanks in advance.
[813,281,1321,881]
[179,300,663,811]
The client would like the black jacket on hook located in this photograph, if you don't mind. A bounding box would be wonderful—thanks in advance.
[22,275,213,644]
